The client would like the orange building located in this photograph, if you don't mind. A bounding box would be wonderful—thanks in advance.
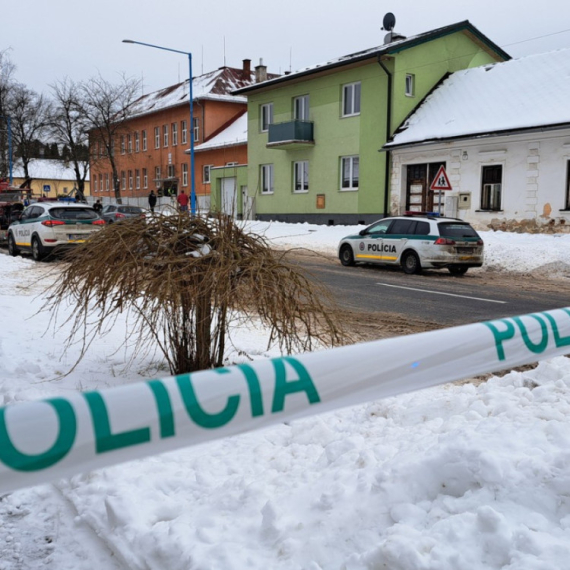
[90,60,274,210]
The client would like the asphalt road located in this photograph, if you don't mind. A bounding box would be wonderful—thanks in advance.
[289,251,570,328]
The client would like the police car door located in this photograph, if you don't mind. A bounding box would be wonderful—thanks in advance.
[356,219,393,265]
[383,218,417,265]
[14,205,42,247]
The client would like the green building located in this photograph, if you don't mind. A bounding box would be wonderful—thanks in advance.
[233,21,509,225]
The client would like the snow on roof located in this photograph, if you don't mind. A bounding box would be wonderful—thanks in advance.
[194,113,248,152]
[129,66,267,117]
[12,159,87,181]
[387,48,570,147]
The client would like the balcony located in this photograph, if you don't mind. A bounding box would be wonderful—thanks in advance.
[267,120,314,150]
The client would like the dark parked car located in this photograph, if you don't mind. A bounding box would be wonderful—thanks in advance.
[0,201,25,242]
[101,204,147,224]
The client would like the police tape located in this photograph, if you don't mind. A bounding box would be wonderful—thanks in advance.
[1,307,570,494]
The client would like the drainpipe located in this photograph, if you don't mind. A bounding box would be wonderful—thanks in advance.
[377,57,392,218]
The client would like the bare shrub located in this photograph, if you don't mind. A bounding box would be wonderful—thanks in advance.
[47,213,344,375]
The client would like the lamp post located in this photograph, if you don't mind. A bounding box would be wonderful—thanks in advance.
[0,115,13,186]
[122,39,196,216]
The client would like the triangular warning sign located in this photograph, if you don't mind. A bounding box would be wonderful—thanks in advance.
[429,166,452,191]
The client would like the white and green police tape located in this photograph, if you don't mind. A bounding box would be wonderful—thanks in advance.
[1,307,570,494]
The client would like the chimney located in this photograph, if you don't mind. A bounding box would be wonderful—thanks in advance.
[242,59,251,79]
[255,58,267,83]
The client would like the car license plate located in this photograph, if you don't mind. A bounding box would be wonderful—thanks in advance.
[68,234,85,242]
[456,247,474,254]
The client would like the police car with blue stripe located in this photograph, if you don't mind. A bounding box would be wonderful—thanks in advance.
[338,214,484,275]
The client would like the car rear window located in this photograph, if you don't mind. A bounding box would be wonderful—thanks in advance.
[119,206,144,214]
[50,208,98,221]
[438,222,479,238]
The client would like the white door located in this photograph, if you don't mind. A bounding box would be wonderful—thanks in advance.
[221,177,237,217]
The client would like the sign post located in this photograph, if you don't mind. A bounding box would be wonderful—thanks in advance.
[429,166,452,215]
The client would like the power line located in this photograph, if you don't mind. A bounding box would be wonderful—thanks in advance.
[501,27,570,48]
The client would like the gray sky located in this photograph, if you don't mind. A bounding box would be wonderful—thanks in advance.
[4,0,570,96]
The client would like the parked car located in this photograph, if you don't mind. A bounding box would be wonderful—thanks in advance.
[7,203,105,261]
[338,214,484,275]
[0,201,25,242]
[101,204,146,224]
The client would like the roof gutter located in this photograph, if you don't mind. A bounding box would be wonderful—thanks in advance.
[378,57,392,218]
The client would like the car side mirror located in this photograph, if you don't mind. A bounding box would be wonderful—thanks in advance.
[359,229,367,236]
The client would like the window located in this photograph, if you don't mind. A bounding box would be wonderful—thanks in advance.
[193,118,199,142]
[260,103,273,132]
[182,163,188,187]
[128,170,133,190]
[142,130,147,151]
[481,165,502,210]
[135,169,140,189]
[294,161,309,192]
[120,135,126,154]
[172,123,178,146]
[163,125,168,147]
[99,174,103,191]
[121,171,126,190]
[341,156,359,190]
[203,164,212,184]
[143,168,148,189]
[405,74,415,97]
[127,134,132,153]
[168,164,175,179]
[342,82,361,117]
[181,120,187,144]
[135,132,140,152]
[155,166,161,183]
[154,127,160,149]
[93,176,98,192]
[294,95,309,121]
[387,219,415,234]
[261,164,274,194]
[105,172,109,191]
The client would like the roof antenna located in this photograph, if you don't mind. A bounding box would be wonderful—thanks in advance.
[382,12,396,44]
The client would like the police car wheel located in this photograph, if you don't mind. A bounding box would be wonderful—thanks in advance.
[7,233,18,257]
[31,236,46,262]
[402,251,421,275]
[339,245,355,267]
[448,265,468,276]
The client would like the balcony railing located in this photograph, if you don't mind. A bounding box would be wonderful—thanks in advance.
[267,120,314,149]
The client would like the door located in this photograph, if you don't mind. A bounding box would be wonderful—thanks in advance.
[355,218,393,264]
[221,177,237,217]
[406,163,445,213]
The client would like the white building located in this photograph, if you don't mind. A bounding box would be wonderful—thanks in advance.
[384,49,570,229]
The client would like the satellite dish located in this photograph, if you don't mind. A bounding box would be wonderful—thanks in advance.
[382,12,396,32]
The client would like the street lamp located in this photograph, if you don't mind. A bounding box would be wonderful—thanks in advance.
[122,39,196,216]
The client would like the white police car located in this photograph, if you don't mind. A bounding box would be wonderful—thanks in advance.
[338,214,484,275]
[7,202,105,261]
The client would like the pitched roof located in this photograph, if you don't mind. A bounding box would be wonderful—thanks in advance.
[129,66,272,117]
[234,21,510,95]
[386,48,570,148]
[193,113,248,152]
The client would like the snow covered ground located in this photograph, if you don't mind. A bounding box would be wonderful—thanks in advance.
[1,222,570,569]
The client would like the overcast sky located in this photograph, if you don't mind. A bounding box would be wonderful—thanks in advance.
[4,0,570,97]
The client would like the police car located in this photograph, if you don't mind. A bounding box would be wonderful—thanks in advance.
[7,202,105,261]
[338,214,484,275]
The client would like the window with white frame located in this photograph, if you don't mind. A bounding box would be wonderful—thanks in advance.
[155,166,161,184]
[99,174,103,191]
[105,172,109,191]
[405,74,415,97]
[181,120,187,144]
[293,161,309,192]
[93,176,98,192]
[203,164,212,184]
[163,125,168,147]
[121,171,126,190]
[120,135,126,154]
[143,168,148,189]
[172,123,178,146]
[261,164,274,194]
[135,169,140,189]
[142,130,147,151]
[154,127,160,149]
[342,82,361,117]
[480,164,502,211]
[127,134,132,153]
[128,170,133,190]
[135,132,140,152]
[260,103,273,132]
[294,95,309,121]
[193,118,199,142]
[340,156,359,190]
[182,163,188,187]
[168,164,175,179]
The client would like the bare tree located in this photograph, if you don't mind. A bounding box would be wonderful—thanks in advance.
[0,49,16,181]
[50,78,89,196]
[10,84,52,179]
[80,74,141,203]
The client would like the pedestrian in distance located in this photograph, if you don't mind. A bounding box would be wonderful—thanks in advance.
[148,190,157,214]
[177,190,189,213]
[93,199,103,213]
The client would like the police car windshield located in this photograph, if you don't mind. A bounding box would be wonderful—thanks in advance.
[438,222,479,238]
[50,208,98,221]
